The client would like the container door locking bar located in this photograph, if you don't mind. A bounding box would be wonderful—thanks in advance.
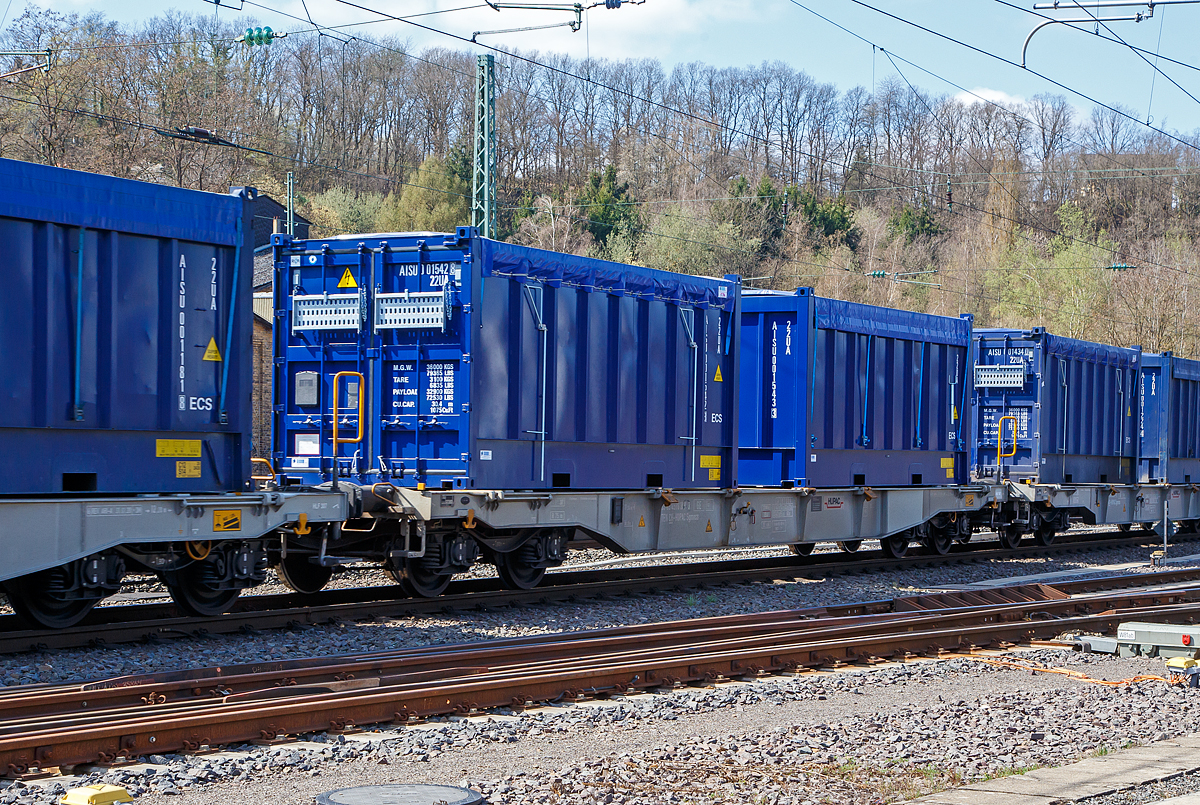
[331,370,365,490]
[522,284,548,482]
[678,307,698,482]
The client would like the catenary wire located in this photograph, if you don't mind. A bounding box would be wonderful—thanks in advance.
[997,0,1200,112]
[833,0,1200,155]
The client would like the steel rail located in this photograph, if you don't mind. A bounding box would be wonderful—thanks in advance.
[0,580,1192,727]
[2,596,1197,775]
[0,530,1180,654]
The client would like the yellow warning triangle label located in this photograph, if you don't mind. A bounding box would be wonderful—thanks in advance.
[202,337,222,362]
[638,515,645,527]
[337,268,358,288]
[713,365,723,382]
[705,520,713,533]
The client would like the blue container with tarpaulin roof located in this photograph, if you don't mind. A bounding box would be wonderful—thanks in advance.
[1138,351,1200,484]
[0,157,255,496]
[738,288,972,488]
[973,328,1140,485]
[272,227,741,490]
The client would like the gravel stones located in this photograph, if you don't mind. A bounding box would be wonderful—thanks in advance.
[1081,769,1200,804]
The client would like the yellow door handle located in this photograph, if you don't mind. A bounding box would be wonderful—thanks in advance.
[998,415,1018,465]
[331,371,366,457]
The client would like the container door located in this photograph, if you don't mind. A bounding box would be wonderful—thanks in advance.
[975,336,1037,480]
[1139,358,1167,482]
[375,253,466,487]
[280,248,370,481]
[736,304,803,486]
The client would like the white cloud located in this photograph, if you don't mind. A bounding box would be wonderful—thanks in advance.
[954,87,1028,109]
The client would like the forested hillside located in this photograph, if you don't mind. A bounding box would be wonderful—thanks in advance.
[4,6,1199,354]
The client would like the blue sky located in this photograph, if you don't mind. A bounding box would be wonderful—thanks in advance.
[19,0,1200,133]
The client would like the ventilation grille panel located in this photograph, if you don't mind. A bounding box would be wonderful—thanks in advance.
[292,294,360,332]
[974,364,1026,387]
[375,291,448,330]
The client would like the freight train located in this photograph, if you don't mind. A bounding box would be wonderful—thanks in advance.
[2,159,1197,628]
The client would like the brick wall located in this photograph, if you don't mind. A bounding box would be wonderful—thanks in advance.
[252,315,273,459]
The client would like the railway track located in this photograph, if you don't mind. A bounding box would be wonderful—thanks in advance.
[0,530,1189,654]
[3,567,1200,777]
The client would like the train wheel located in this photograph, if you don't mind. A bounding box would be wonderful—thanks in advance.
[838,540,862,554]
[880,533,909,559]
[924,531,954,556]
[1117,523,1133,533]
[496,553,546,590]
[165,560,242,617]
[3,569,100,630]
[789,543,816,557]
[1034,525,1057,546]
[275,555,333,595]
[998,526,1023,550]
[391,557,452,598]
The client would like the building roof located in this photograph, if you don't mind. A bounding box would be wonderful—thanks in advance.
[247,193,311,249]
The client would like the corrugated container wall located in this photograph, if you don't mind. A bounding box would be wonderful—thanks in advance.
[973,328,1139,484]
[272,228,740,490]
[1138,352,1200,484]
[0,158,255,495]
[738,288,973,488]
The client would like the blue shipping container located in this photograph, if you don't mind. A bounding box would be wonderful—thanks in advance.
[0,159,255,495]
[272,228,740,490]
[1138,352,1200,484]
[738,288,972,488]
[973,328,1139,484]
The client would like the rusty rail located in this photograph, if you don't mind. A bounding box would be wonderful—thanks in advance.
[3,574,1200,775]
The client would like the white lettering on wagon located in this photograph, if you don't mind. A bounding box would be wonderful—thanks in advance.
[86,504,172,516]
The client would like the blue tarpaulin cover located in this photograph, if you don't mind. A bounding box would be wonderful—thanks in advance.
[1043,333,1139,367]
[815,296,970,346]
[0,157,242,244]
[977,328,1139,367]
[478,238,737,311]
[1171,354,1200,381]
